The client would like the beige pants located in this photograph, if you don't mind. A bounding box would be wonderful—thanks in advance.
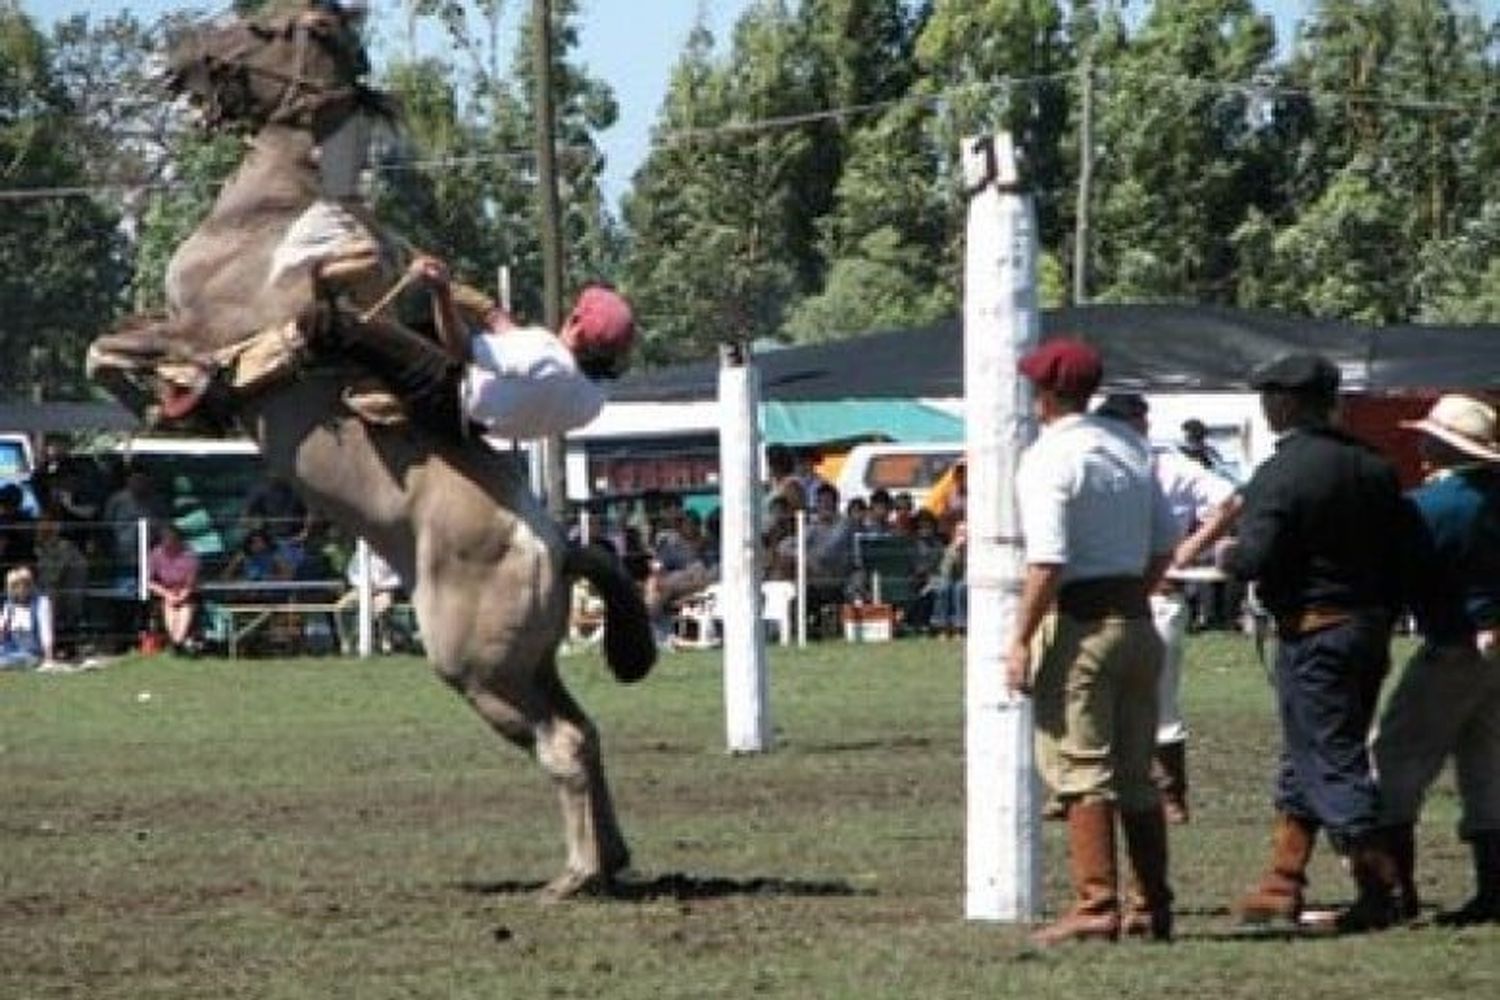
[1372,641,1500,838]
[1034,612,1163,811]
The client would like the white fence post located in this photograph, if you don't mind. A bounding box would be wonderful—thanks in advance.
[135,517,150,602]
[794,509,808,648]
[356,537,373,659]
[718,343,772,753]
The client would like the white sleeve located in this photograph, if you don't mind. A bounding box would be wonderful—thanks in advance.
[1190,465,1236,521]
[1016,445,1071,565]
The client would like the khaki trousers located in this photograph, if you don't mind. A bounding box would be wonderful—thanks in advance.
[1034,611,1163,812]
[1372,641,1500,838]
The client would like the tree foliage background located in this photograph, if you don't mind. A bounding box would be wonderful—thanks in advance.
[5,0,1500,396]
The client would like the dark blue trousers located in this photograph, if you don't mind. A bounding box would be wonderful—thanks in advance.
[1273,615,1392,846]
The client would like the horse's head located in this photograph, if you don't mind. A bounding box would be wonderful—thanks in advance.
[166,0,393,140]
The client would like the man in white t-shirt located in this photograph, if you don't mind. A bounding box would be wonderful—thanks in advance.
[1094,393,1237,825]
[310,254,634,439]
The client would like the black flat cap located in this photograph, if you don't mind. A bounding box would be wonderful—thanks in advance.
[1249,352,1340,394]
[1094,392,1149,422]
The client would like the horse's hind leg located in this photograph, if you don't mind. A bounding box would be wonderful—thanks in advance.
[460,664,630,901]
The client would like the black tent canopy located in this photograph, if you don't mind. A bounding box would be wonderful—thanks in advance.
[612,304,1500,403]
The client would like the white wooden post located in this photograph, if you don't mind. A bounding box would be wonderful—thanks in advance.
[135,517,150,601]
[963,132,1043,922]
[718,343,772,753]
[355,536,374,659]
[794,509,808,648]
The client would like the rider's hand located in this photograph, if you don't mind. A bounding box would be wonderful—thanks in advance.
[408,255,450,288]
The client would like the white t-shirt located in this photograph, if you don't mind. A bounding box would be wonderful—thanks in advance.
[1016,413,1178,582]
[1152,446,1236,537]
[462,326,604,440]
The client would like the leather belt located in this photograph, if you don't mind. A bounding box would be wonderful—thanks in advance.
[1276,607,1354,639]
[1057,576,1150,621]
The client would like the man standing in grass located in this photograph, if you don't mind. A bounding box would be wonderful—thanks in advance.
[1371,395,1500,926]
[1223,352,1408,932]
[1007,340,1178,945]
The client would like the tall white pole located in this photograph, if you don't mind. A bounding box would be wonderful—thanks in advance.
[963,133,1043,922]
[718,344,772,753]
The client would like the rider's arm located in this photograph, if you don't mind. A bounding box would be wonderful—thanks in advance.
[408,255,470,364]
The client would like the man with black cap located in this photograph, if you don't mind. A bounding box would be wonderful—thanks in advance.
[1009,340,1179,945]
[1222,351,1409,932]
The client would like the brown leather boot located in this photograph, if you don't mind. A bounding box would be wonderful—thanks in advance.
[1032,800,1121,946]
[1236,812,1319,924]
[1335,836,1401,933]
[1153,742,1190,824]
[1120,807,1174,941]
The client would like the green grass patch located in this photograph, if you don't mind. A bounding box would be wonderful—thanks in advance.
[2,636,1496,998]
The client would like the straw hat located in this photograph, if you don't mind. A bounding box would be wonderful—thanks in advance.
[1401,394,1500,463]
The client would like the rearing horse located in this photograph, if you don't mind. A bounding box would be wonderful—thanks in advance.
[86,0,654,900]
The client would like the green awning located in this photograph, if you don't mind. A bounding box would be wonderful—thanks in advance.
[759,401,962,446]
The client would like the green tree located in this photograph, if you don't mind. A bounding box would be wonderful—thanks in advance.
[380,0,619,322]
[915,0,1075,247]
[1088,0,1279,302]
[0,3,126,401]
[624,4,823,360]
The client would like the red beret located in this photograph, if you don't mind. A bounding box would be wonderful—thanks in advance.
[1018,338,1103,396]
[568,285,636,357]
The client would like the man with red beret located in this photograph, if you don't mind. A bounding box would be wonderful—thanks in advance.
[1008,338,1180,945]
[310,253,635,439]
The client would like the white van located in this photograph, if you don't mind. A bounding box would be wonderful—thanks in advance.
[0,432,33,480]
[833,442,964,507]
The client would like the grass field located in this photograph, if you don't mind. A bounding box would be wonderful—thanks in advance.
[3,634,1499,999]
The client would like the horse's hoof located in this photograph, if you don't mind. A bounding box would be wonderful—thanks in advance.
[538,869,608,904]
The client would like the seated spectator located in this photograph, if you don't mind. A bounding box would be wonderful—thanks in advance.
[33,509,87,649]
[927,520,968,638]
[101,469,168,587]
[782,484,855,630]
[223,528,289,583]
[844,496,869,526]
[892,491,918,535]
[645,509,716,626]
[766,444,807,513]
[862,489,895,535]
[335,545,407,654]
[243,476,311,544]
[763,495,798,579]
[0,567,54,670]
[148,523,201,654]
[0,483,36,578]
[906,509,946,631]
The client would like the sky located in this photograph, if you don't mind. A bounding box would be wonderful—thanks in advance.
[21,1,1476,207]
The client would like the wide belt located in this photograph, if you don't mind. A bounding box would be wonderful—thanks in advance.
[1275,606,1361,639]
[1057,576,1150,621]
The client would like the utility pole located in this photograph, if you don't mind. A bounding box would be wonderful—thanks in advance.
[1072,46,1095,306]
[532,0,568,517]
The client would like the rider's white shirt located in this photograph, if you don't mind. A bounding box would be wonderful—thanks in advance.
[463,326,604,440]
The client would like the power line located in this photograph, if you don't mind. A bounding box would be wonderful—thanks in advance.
[1,65,1497,204]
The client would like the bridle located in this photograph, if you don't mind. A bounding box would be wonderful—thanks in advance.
[173,9,374,134]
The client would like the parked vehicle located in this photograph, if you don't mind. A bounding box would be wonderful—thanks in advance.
[833,442,963,508]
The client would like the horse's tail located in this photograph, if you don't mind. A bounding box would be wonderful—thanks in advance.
[563,542,656,683]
